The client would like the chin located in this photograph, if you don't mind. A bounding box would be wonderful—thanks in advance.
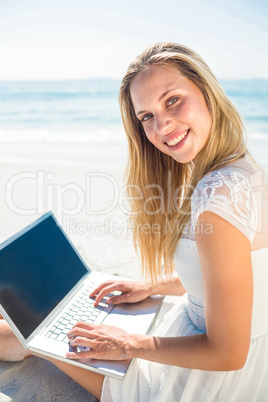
[167,144,199,164]
[171,153,195,164]
[158,145,196,164]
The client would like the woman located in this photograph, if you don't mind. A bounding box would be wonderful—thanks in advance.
[1,42,268,401]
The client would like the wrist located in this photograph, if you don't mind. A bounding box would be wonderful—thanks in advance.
[150,279,169,296]
[144,283,155,297]
[123,334,154,359]
[150,276,185,296]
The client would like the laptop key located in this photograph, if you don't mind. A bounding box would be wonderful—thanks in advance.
[44,278,112,343]
[57,333,67,341]
[98,302,109,308]
[49,333,58,339]
[62,319,69,325]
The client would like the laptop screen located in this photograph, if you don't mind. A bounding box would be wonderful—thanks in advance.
[0,213,88,339]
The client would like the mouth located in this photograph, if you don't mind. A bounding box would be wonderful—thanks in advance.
[165,129,190,147]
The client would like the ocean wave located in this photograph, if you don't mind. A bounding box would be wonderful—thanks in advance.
[1,91,119,101]
[0,128,127,144]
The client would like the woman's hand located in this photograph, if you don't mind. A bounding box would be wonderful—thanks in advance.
[66,321,131,361]
[90,280,152,306]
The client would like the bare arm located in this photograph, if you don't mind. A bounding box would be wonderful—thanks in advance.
[91,275,186,306]
[125,211,253,370]
[68,212,253,371]
[151,276,186,296]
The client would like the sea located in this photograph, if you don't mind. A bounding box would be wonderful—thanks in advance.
[0,78,268,166]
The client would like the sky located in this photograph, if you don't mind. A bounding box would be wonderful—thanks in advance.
[0,0,267,81]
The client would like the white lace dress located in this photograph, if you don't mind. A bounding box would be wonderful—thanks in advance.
[101,156,268,402]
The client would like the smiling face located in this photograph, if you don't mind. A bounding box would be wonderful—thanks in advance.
[130,64,212,164]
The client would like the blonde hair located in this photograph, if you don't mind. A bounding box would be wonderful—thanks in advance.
[119,42,247,283]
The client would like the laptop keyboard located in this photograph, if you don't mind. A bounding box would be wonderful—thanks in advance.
[45,280,113,343]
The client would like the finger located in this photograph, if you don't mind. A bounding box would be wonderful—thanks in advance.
[73,320,96,330]
[89,281,115,297]
[106,292,132,305]
[66,350,95,359]
[93,284,125,306]
[93,284,117,306]
[67,324,96,339]
[67,327,93,340]
[69,335,96,348]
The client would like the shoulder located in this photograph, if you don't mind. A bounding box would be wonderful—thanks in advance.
[191,160,258,243]
[193,167,253,200]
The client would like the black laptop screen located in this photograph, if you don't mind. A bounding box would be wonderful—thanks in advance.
[0,214,88,339]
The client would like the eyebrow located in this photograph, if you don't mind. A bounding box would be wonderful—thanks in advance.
[136,88,178,117]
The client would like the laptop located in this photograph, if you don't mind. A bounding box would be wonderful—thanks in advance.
[0,212,163,380]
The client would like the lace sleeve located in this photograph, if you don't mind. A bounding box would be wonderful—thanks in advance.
[191,170,257,243]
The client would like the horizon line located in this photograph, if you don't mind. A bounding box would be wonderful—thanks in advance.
[0,76,268,83]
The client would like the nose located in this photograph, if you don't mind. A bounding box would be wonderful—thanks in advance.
[155,111,175,136]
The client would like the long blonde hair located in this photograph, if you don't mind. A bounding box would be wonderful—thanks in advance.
[119,42,247,283]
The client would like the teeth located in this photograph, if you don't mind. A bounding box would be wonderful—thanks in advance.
[166,130,189,146]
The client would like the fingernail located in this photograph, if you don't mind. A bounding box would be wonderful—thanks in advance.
[68,336,75,343]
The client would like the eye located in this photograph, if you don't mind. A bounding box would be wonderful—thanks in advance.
[167,96,179,106]
[141,113,153,122]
